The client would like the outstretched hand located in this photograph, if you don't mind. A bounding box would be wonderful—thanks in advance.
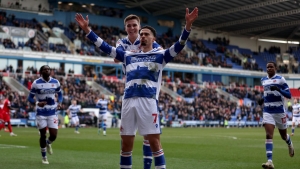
[185,7,198,31]
[75,13,90,34]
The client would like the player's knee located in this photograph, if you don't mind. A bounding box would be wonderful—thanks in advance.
[280,134,287,140]
[266,133,273,139]
[121,137,134,151]
[148,136,161,151]
[49,135,57,142]
[149,141,161,151]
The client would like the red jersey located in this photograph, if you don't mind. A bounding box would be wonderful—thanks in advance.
[0,106,3,119]
[3,99,11,115]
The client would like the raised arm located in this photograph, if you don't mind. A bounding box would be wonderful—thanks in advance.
[163,7,198,63]
[75,13,125,62]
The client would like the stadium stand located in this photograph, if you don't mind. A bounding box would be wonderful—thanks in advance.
[0,1,299,129]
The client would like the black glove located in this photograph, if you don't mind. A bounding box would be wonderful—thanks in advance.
[258,98,264,106]
[270,86,280,91]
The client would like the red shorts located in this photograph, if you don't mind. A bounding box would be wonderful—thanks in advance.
[2,113,10,122]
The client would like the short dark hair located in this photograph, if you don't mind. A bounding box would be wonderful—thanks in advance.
[267,61,277,68]
[39,65,50,74]
[140,25,156,37]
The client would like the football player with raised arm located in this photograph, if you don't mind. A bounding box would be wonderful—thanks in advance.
[75,7,198,168]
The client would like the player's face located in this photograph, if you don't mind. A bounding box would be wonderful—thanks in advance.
[266,63,276,77]
[72,100,77,105]
[41,66,51,77]
[125,19,140,38]
[140,28,155,47]
[294,99,298,104]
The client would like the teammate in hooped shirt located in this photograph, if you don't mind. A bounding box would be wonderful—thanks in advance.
[27,65,63,164]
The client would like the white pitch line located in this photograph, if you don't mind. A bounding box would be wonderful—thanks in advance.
[211,135,238,140]
[0,144,28,148]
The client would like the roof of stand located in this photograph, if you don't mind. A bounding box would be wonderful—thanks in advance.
[118,0,300,39]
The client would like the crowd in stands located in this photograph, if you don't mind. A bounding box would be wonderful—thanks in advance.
[0,11,289,73]
[291,64,298,73]
[1,65,297,127]
[159,87,237,122]
[3,13,43,32]
[208,37,230,46]
[0,75,31,119]
[277,64,289,73]
[225,82,261,100]
[188,39,232,68]
[69,22,126,56]
[23,37,48,51]
[1,38,16,49]
[241,54,260,71]
[259,45,281,54]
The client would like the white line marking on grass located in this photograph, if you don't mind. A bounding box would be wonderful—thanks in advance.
[0,144,28,148]
[211,135,237,140]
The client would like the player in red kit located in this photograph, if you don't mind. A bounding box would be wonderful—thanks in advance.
[2,95,17,136]
[0,102,4,134]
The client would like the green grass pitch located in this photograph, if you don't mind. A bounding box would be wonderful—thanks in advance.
[0,127,299,169]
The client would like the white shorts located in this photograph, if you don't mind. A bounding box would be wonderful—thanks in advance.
[292,115,300,124]
[71,116,79,125]
[99,113,107,121]
[120,97,160,136]
[36,115,59,129]
[262,112,287,129]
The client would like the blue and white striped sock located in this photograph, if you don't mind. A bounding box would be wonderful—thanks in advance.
[286,134,292,146]
[143,140,152,169]
[120,151,132,169]
[41,147,47,158]
[152,149,166,169]
[265,139,273,162]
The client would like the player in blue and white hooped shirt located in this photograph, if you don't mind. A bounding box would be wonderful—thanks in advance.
[258,61,294,169]
[67,99,83,134]
[114,14,162,169]
[27,65,63,165]
[115,14,161,76]
[96,94,108,136]
[291,98,300,136]
[75,7,198,169]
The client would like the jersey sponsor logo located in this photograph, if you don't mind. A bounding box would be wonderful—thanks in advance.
[40,89,56,94]
[130,55,156,63]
